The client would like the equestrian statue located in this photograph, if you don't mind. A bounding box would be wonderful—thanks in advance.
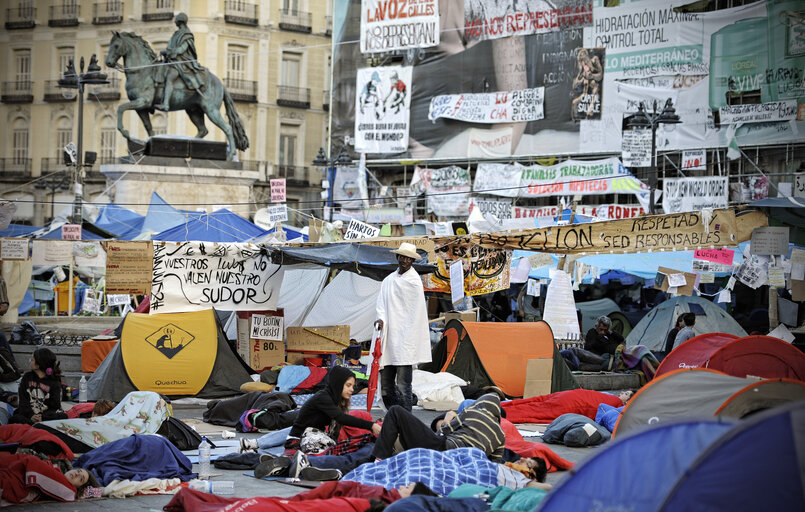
[105,13,249,160]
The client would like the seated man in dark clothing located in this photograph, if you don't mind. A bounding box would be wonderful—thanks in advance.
[584,316,624,356]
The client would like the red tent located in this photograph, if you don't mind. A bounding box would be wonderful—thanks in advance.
[706,335,805,381]
[655,333,739,379]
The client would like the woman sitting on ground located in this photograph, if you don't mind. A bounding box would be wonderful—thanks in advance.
[283,366,381,451]
[9,348,67,424]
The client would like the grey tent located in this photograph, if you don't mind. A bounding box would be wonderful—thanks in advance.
[625,296,746,351]
[88,309,251,401]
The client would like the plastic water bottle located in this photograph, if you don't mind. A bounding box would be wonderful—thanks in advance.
[198,437,211,480]
[189,479,234,495]
[78,375,87,403]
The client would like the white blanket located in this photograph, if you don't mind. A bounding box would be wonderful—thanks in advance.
[376,268,431,367]
[412,370,467,407]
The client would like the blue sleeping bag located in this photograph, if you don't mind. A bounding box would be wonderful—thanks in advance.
[385,495,490,512]
[595,403,624,432]
[74,434,196,485]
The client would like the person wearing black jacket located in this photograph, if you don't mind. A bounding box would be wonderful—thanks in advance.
[285,366,381,448]
[10,348,67,424]
[584,316,624,356]
[663,314,686,354]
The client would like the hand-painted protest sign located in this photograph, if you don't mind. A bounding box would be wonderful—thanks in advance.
[424,244,511,296]
[662,177,728,214]
[621,128,652,167]
[694,248,734,266]
[410,166,471,218]
[464,0,593,42]
[682,150,706,171]
[512,204,645,220]
[268,204,288,223]
[81,289,102,314]
[719,101,798,124]
[570,47,605,121]
[150,242,285,313]
[344,218,381,239]
[270,179,286,203]
[106,294,131,307]
[360,0,440,53]
[474,209,752,255]
[355,66,412,154]
[31,240,73,266]
[750,227,789,255]
[520,158,648,199]
[428,88,545,123]
[470,197,513,219]
[251,314,283,341]
[795,174,805,199]
[62,224,81,240]
[105,241,153,295]
[1,238,28,260]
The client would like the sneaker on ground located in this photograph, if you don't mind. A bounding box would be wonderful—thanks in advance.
[259,453,276,463]
[300,466,342,481]
[240,438,258,453]
[254,456,291,479]
[288,451,310,479]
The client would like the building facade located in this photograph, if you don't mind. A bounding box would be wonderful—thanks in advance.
[0,0,333,227]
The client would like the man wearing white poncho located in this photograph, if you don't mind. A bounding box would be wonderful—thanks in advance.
[375,243,432,411]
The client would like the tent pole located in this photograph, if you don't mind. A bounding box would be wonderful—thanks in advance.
[68,259,74,317]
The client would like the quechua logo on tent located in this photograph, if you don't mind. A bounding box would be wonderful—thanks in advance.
[145,323,196,359]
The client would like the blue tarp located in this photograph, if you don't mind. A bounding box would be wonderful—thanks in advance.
[139,192,195,238]
[537,419,735,512]
[38,225,106,240]
[153,209,265,242]
[94,204,145,240]
[0,223,41,238]
[251,225,309,243]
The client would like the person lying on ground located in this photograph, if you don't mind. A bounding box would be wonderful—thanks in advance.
[501,388,629,424]
[9,348,67,424]
[0,452,97,505]
[65,399,117,419]
[448,482,548,511]
[342,447,551,497]
[165,488,374,512]
[0,423,74,463]
[290,480,438,503]
[204,390,297,430]
[284,366,381,451]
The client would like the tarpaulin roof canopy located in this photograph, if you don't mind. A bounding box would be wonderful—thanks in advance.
[269,243,435,281]
[94,204,145,240]
[139,192,196,238]
[153,209,265,242]
[0,223,42,238]
[38,220,117,240]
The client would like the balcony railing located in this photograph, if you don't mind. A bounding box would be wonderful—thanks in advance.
[1,81,34,103]
[277,85,310,108]
[142,0,173,21]
[224,78,257,103]
[274,165,311,184]
[0,159,32,178]
[5,7,36,29]
[41,158,68,173]
[323,89,330,111]
[87,77,121,100]
[49,3,79,27]
[279,9,311,33]
[225,0,257,26]
[93,1,123,24]
[325,15,332,35]
[44,80,78,102]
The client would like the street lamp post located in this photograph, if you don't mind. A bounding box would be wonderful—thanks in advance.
[626,99,681,214]
[312,146,352,221]
[58,55,108,223]
[34,171,71,222]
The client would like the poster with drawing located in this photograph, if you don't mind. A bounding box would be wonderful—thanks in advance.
[354,66,412,154]
[570,47,605,120]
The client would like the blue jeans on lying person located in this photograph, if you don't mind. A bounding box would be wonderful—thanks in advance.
[308,443,374,474]
[257,426,292,450]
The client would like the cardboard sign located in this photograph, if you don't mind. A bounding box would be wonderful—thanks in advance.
[424,245,511,297]
[475,209,749,255]
[655,266,696,296]
[681,150,707,171]
[268,204,288,223]
[694,248,734,266]
[270,178,286,203]
[105,241,153,295]
[251,314,283,341]
[286,325,350,352]
[344,218,380,239]
[750,227,789,255]
[236,310,285,371]
[0,238,28,260]
[450,260,465,305]
[523,358,554,399]
[62,224,82,240]
[150,242,284,313]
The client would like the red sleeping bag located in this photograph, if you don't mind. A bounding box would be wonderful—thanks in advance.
[0,453,77,505]
[164,487,370,512]
[0,424,74,460]
[502,389,623,424]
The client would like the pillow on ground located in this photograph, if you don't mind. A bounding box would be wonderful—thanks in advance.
[542,413,610,447]
[595,403,624,433]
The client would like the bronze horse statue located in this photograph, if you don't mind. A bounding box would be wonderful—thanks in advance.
[104,31,248,160]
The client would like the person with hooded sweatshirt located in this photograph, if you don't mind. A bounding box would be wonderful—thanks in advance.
[10,348,67,424]
[284,366,382,450]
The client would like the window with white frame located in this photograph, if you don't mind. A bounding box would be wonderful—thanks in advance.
[227,45,247,81]
[55,117,73,158]
[279,126,297,169]
[100,128,116,163]
[57,47,74,76]
[283,0,299,14]
[12,119,29,165]
[14,49,31,88]
[281,52,301,87]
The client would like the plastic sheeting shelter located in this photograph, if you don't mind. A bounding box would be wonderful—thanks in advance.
[87,309,251,401]
[93,204,145,240]
[655,333,739,378]
[707,335,805,381]
[612,368,805,437]
[625,296,746,351]
[422,320,578,398]
[537,418,736,512]
[658,401,805,511]
[153,209,265,242]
